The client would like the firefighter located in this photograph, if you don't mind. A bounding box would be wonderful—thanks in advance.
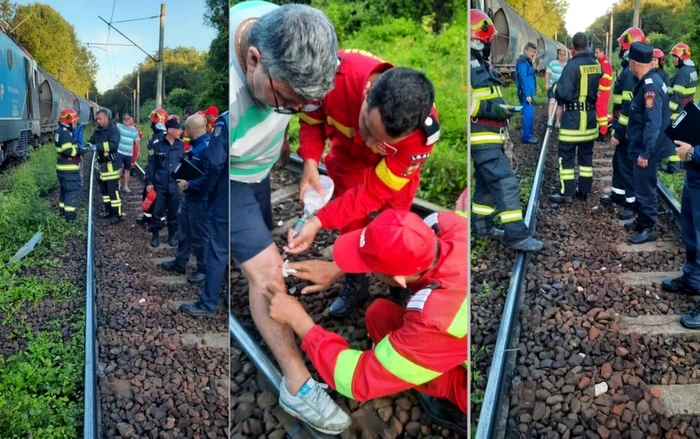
[465,9,543,252]
[290,49,440,317]
[202,106,219,133]
[145,116,185,248]
[652,48,671,87]
[274,210,467,436]
[137,108,168,228]
[661,43,698,174]
[624,42,674,244]
[89,109,122,224]
[183,107,195,152]
[594,46,614,139]
[549,32,601,204]
[55,108,84,221]
[600,27,646,220]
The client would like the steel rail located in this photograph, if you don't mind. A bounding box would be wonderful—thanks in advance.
[476,109,557,438]
[83,151,98,438]
[657,179,682,230]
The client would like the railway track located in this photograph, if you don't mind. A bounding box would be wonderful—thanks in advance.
[84,157,229,438]
[229,154,464,439]
[474,107,700,437]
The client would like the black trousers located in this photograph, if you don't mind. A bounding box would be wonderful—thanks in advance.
[633,158,659,228]
[557,141,593,197]
[175,197,209,273]
[611,140,635,205]
[98,178,121,217]
[150,187,180,235]
[58,172,79,220]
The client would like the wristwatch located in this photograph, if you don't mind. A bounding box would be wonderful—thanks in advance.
[687,147,695,162]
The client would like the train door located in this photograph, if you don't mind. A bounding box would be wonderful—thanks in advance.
[24,58,35,120]
[39,79,51,125]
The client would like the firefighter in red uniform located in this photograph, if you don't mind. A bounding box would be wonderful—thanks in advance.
[272,209,467,436]
[286,50,440,318]
[595,46,614,139]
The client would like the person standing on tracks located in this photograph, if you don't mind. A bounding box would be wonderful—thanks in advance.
[546,48,567,129]
[652,48,671,87]
[600,27,646,220]
[290,50,440,318]
[623,42,675,245]
[55,108,83,222]
[516,42,539,145]
[145,117,185,248]
[661,43,698,174]
[548,32,601,205]
[225,2,352,434]
[117,115,140,194]
[467,9,543,252]
[89,109,122,224]
[137,108,168,228]
[272,210,467,436]
[160,113,210,284]
[131,122,143,175]
[595,46,614,139]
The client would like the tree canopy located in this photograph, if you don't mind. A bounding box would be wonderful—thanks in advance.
[503,0,570,42]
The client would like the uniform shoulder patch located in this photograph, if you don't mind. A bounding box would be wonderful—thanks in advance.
[423,114,440,145]
[644,90,656,109]
[644,78,654,85]
[406,288,433,312]
[213,124,222,137]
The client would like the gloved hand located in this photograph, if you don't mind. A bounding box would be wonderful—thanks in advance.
[494,103,514,120]
[79,143,96,154]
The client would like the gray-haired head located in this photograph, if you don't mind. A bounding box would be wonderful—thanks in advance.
[248,4,338,101]
[525,42,537,52]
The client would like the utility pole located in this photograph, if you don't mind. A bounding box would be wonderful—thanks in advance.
[609,10,614,54]
[633,0,641,28]
[136,69,140,123]
[156,3,165,109]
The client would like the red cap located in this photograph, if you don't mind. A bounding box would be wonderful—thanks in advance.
[204,106,219,116]
[333,210,436,275]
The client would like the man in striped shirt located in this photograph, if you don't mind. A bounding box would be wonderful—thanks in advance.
[546,48,567,128]
[228,1,351,434]
[117,114,140,193]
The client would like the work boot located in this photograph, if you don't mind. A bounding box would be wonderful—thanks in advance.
[623,220,644,232]
[187,272,206,284]
[629,228,657,245]
[575,191,588,201]
[388,286,412,306]
[110,216,121,225]
[600,193,624,206]
[662,276,700,295]
[523,137,539,145]
[180,301,216,318]
[329,274,369,318]
[681,304,700,329]
[508,237,544,252]
[151,232,160,248]
[278,377,352,435]
[168,233,178,247]
[98,208,111,219]
[160,259,186,274]
[617,208,635,220]
[549,193,573,204]
[417,394,467,437]
[474,227,505,240]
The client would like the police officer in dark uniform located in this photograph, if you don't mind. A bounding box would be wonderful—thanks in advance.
[468,9,543,252]
[161,113,210,284]
[624,42,675,244]
[55,108,86,221]
[180,111,228,318]
[549,32,601,204]
[600,27,646,220]
[89,109,122,224]
[145,117,185,248]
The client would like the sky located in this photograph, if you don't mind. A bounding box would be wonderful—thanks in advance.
[15,0,217,93]
[565,0,618,35]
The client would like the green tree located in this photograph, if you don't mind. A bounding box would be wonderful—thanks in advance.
[504,0,569,40]
[199,0,228,111]
[0,0,15,28]
[167,88,195,110]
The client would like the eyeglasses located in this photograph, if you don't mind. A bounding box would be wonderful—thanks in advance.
[268,75,321,114]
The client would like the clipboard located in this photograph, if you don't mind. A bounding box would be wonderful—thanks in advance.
[171,157,204,181]
[665,102,700,147]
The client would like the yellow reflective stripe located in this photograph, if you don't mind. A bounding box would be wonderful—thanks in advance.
[599,85,612,91]
[327,116,355,138]
[559,132,599,142]
[613,95,623,104]
[597,117,608,123]
[470,99,480,117]
[618,115,629,126]
[463,361,468,368]
[671,113,680,121]
[102,142,110,157]
[579,165,593,177]
[602,74,613,80]
[375,159,409,191]
[670,101,679,110]
[456,210,467,218]
[622,91,633,101]
[669,155,682,162]
[64,206,76,212]
[299,113,324,125]
[59,202,65,208]
[102,196,110,202]
[446,299,467,338]
[470,132,505,145]
[472,203,495,216]
[499,209,523,223]
[56,164,80,171]
[674,85,696,95]
[334,349,362,399]
[375,336,442,385]
[471,86,503,99]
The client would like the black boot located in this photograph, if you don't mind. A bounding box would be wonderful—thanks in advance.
[329,274,369,318]
[629,227,657,244]
[474,227,505,241]
[623,219,644,232]
[600,193,624,206]
[417,393,467,437]
[151,232,160,248]
[180,301,216,318]
[575,191,588,201]
[508,237,544,252]
[187,271,206,284]
[662,276,700,295]
[168,233,178,247]
[160,259,186,274]
[110,215,121,225]
[617,207,635,220]
[549,193,573,204]
[98,208,111,219]
[681,304,700,329]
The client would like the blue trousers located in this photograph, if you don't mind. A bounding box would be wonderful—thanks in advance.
[681,179,700,289]
[199,196,228,312]
[520,98,534,142]
[175,197,209,273]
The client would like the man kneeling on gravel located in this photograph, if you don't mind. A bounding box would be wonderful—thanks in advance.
[270,209,467,436]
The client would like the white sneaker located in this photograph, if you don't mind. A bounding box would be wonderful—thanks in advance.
[123,186,131,193]
[279,377,352,434]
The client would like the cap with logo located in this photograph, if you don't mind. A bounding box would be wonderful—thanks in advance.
[629,42,653,64]
[333,209,436,275]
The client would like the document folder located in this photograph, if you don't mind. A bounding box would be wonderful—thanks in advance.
[665,103,700,147]
[171,157,204,181]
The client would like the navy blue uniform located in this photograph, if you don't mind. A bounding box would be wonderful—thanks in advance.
[515,54,537,142]
[680,144,700,288]
[145,134,185,235]
[174,132,211,274]
[609,63,638,207]
[89,122,122,218]
[140,127,166,225]
[627,70,674,228]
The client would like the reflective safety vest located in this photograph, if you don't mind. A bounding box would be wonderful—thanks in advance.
[670,61,698,121]
[469,51,510,149]
[611,64,637,142]
[555,52,601,144]
[55,124,80,173]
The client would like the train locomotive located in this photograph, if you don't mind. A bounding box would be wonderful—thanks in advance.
[0,25,108,165]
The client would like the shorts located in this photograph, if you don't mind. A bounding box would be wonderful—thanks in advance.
[547,88,556,101]
[231,176,274,264]
[119,153,132,174]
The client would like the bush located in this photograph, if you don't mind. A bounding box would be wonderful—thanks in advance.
[166,88,196,112]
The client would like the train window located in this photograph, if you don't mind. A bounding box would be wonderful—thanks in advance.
[6,49,12,70]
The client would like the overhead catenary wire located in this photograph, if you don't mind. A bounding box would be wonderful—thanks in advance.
[110,14,160,24]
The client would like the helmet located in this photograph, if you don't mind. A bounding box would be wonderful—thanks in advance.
[470,9,496,44]
[167,114,181,123]
[617,27,646,51]
[59,108,79,125]
[671,43,691,61]
[652,48,665,64]
[149,108,167,124]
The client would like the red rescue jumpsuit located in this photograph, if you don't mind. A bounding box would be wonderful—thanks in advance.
[298,50,440,234]
[596,55,614,136]
[300,212,467,413]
